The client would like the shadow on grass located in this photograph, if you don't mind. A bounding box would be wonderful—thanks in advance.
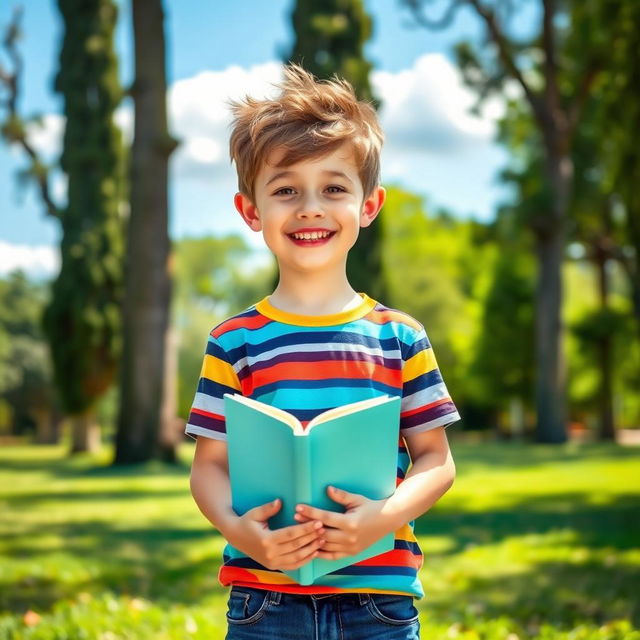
[2,492,639,623]
[417,492,640,553]
[419,558,639,631]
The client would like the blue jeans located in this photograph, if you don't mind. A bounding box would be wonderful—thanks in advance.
[224,586,420,640]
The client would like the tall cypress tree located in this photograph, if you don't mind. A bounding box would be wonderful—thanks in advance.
[43,0,125,453]
[286,0,387,301]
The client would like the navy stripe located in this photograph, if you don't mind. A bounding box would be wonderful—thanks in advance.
[403,368,443,396]
[401,402,457,429]
[199,377,240,398]
[404,335,432,360]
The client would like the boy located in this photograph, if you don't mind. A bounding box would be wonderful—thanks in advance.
[185,64,460,640]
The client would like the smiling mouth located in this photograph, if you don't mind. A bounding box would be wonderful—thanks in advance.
[287,231,336,246]
[287,230,336,241]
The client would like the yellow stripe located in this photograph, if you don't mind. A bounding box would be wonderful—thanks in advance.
[402,348,437,383]
[245,570,298,585]
[200,353,241,390]
[395,523,418,543]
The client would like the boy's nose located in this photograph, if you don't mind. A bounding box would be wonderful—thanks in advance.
[296,196,325,218]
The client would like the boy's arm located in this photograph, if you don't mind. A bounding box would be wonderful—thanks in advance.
[385,425,456,526]
[189,436,326,570]
[294,426,455,560]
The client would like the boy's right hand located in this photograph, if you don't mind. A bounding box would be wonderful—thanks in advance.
[229,498,326,571]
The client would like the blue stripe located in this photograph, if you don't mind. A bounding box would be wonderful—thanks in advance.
[403,368,443,396]
[253,377,400,399]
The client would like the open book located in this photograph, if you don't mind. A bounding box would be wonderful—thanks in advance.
[223,393,401,585]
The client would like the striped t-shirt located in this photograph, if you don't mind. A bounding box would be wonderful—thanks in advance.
[185,292,460,598]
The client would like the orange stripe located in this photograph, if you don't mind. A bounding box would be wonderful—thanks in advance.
[366,308,422,332]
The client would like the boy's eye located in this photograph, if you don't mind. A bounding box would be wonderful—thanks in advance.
[327,185,346,193]
[274,187,296,196]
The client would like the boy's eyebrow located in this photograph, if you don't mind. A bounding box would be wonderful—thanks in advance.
[264,170,353,187]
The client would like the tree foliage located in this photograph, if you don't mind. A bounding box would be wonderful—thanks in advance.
[286,0,386,301]
[42,0,126,417]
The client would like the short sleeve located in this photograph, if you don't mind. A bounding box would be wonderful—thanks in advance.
[184,330,242,441]
[400,328,461,436]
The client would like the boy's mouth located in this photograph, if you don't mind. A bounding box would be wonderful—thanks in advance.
[287,230,336,246]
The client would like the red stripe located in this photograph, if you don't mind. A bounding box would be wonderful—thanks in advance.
[354,548,422,569]
[190,407,223,421]
[246,360,401,394]
[401,396,451,419]
[212,313,272,338]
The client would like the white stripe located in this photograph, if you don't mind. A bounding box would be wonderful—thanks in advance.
[191,391,225,416]
[235,342,401,373]
[184,424,227,441]
[401,381,451,413]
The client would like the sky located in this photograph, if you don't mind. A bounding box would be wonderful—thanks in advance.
[0,0,538,277]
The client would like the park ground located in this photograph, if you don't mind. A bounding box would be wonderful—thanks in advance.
[0,436,638,639]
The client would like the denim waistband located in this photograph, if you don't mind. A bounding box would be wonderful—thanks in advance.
[234,586,374,605]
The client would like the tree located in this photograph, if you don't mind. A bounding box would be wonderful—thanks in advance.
[285,0,387,301]
[1,6,125,451]
[113,0,178,464]
[33,0,124,454]
[403,0,612,442]
[0,271,60,442]
[593,0,640,339]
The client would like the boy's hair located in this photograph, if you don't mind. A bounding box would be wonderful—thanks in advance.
[228,64,383,203]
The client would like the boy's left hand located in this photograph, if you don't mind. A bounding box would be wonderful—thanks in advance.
[294,486,395,560]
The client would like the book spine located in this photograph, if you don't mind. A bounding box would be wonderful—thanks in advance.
[294,435,314,585]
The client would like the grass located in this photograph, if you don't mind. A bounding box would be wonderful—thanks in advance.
[0,438,638,639]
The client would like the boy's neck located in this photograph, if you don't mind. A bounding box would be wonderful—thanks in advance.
[268,271,363,317]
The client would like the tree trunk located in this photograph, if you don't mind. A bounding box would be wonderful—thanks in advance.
[114,0,177,464]
[595,249,615,441]
[534,148,571,443]
[158,322,181,462]
[70,410,101,454]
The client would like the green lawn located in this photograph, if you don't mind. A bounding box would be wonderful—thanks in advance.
[1,439,638,639]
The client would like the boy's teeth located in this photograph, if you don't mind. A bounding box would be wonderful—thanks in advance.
[292,230,332,240]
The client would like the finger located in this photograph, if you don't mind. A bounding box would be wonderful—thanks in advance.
[246,498,281,522]
[317,540,344,552]
[327,485,361,506]
[278,527,326,555]
[279,537,325,570]
[271,519,323,543]
[295,504,345,528]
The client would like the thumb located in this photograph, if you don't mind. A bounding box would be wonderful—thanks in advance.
[246,498,281,522]
[328,485,363,507]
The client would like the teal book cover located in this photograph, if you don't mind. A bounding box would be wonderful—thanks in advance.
[223,393,401,586]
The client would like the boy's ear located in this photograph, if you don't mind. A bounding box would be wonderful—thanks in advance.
[360,186,386,228]
[234,192,262,232]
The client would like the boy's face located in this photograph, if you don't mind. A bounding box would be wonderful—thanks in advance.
[234,142,385,277]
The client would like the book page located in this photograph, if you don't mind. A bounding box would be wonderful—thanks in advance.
[225,394,302,432]
[306,395,393,431]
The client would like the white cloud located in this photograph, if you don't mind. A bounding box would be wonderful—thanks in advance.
[168,62,283,181]
[23,113,65,161]
[374,53,499,153]
[4,56,510,258]
[0,241,59,278]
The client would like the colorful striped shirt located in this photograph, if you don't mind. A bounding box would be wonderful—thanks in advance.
[185,292,460,598]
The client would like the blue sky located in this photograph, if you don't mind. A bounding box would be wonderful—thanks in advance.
[0,0,538,275]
